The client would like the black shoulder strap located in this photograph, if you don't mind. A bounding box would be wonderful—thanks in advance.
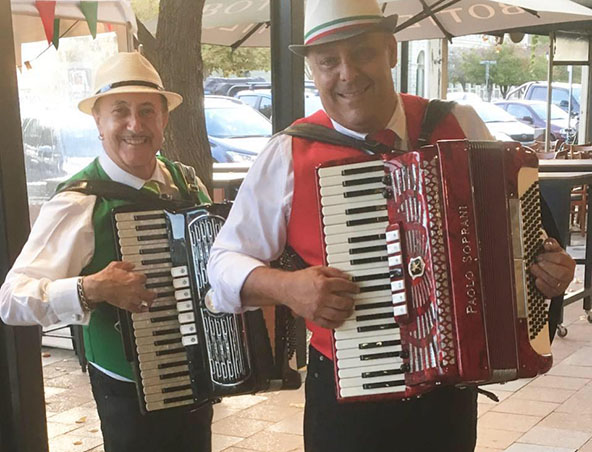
[417,99,457,147]
[55,179,195,210]
[282,123,403,156]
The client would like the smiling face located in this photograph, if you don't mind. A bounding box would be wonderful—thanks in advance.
[307,32,398,133]
[92,92,168,179]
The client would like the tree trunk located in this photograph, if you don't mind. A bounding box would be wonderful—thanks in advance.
[137,0,213,192]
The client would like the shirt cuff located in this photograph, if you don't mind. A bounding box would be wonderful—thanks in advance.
[211,254,265,313]
[47,277,90,325]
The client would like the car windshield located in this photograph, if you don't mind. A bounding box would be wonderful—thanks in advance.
[473,103,517,123]
[530,103,569,121]
[205,105,272,138]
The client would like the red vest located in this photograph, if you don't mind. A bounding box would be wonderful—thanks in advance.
[286,93,467,359]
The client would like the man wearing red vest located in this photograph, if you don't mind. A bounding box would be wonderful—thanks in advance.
[208,1,576,451]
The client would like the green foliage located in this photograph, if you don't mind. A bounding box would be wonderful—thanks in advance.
[131,0,159,22]
[201,45,270,77]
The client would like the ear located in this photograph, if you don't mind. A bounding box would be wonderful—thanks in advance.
[92,108,103,134]
[388,36,398,68]
[161,109,169,129]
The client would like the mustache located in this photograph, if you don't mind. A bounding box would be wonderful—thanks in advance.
[119,134,150,139]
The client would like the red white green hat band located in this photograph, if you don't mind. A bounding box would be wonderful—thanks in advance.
[305,15,384,45]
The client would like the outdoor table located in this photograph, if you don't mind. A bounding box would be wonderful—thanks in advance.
[539,159,592,172]
[539,171,592,336]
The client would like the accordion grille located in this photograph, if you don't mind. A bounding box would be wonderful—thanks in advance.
[188,215,250,385]
[520,181,548,340]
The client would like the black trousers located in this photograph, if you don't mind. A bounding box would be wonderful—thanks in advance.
[304,347,478,452]
[88,364,213,452]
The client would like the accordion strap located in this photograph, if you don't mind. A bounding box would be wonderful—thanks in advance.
[56,179,195,210]
[418,99,457,147]
[282,123,402,156]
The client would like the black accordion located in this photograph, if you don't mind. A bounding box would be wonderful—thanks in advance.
[113,203,302,413]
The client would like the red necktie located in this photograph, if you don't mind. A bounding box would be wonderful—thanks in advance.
[367,129,397,149]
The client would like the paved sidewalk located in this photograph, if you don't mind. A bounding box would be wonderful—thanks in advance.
[43,290,592,452]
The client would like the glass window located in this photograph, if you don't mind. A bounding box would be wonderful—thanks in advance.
[259,96,272,118]
[205,105,272,138]
[507,104,531,119]
[238,95,258,108]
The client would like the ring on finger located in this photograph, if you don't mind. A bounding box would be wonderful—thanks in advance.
[140,301,148,308]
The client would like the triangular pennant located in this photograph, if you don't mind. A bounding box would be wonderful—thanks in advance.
[52,18,60,49]
[79,1,98,39]
[34,1,57,44]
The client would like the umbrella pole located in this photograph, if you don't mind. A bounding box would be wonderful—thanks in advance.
[546,32,555,153]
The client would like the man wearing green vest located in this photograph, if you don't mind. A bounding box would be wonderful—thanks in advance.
[0,52,213,452]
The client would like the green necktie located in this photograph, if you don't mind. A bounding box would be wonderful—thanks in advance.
[142,180,161,195]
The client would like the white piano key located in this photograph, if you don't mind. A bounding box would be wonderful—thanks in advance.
[318,160,384,178]
[133,318,179,331]
[133,323,180,339]
[320,182,385,198]
[115,210,165,222]
[391,292,406,304]
[140,364,189,380]
[120,241,170,256]
[318,168,385,188]
[354,289,392,301]
[175,289,192,301]
[326,239,388,256]
[142,375,191,393]
[336,345,402,360]
[327,249,388,266]
[173,277,191,289]
[145,388,193,404]
[178,312,195,324]
[324,226,387,246]
[391,280,404,291]
[324,220,389,238]
[148,298,177,308]
[339,373,405,389]
[137,349,186,364]
[388,255,402,266]
[387,243,401,254]
[135,333,181,346]
[182,335,199,346]
[136,341,184,355]
[385,229,400,242]
[337,354,402,370]
[335,332,401,351]
[322,210,389,227]
[117,228,167,239]
[331,259,389,274]
[334,325,399,341]
[340,384,406,398]
[337,361,401,379]
[146,398,194,412]
[131,309,178,322]
[393,305,408,317]
[116,218,167,231]
[139,355,188,372]
[340,316,396,332]
[347,306,394,321]
[356,278,391,290]
[180,324,197,335]
[177,300,193,312]
[171,266,189,278]
[322,200,387,217]
[321,192,385,208]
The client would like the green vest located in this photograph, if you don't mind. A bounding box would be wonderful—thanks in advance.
[57,156,211,379]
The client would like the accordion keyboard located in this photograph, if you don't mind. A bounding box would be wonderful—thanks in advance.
[318,159,407,399]
[115,210,195,412]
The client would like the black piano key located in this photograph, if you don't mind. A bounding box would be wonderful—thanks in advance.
[153,329,179,337]
[154,338,182,346]
[357,323,398,333]
[363,380,406,389]
[155,291,175,299]
[146,281,173,289]
[390,268,404,278]
[355,302,392,311]
[141,257,172,266]
[343,188,383,199]
[151,315,178,323]
[156,347,185,356]
[158,360,187,369]
[140,246,170,255]
[359,339,401,350]
[136,224,166,231]
[359,284,391,293]
[345,205,387,216]
[162,384,192,394]
[146,270,172,279]
[361,368,404,378]
[160,370,190,380]
[346,216,389,227]
[356,312,394,322]
[342,165,384,176]
[164,394,194,405]
[149,304,177,313]
[134,213,166,221]
[350,246,387,256]
[350,256,388,266]
[360,351,401,361]
[351,272,390,282]
[343,176,384,187]
[348,233,386,244]
[138,233,169,242]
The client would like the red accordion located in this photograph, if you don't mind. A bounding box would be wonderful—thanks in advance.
[316,140,552,402]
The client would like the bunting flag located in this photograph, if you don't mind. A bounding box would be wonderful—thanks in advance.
[52,18,60,49]
[79,1,99,39]
[33,1,57,44]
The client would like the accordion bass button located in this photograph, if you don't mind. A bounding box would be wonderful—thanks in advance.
[400,363,410,373]
[400,350,409,359]
[382,188,393,199]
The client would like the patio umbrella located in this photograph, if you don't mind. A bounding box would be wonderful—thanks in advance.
[201,0,592,47]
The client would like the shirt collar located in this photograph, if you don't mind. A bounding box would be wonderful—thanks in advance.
[98,152,169,190]
[329,92,407,144]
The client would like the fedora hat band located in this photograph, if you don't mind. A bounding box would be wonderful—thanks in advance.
[95,80,164,96]
[305,15,383,45]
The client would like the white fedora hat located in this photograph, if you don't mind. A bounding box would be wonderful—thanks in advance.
[290,0,398,56]
[78,52,183,115]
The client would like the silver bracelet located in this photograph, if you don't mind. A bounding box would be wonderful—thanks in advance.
[77,276,93,313]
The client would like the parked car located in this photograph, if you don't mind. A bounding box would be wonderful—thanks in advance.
[204,76,267,96]
[494,100,577,141]
[465,101,536,144]
[505,82,581,116]
[235,88,324,119]
[204,96,272,163]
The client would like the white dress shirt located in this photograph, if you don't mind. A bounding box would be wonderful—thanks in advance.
[207,95,493,313]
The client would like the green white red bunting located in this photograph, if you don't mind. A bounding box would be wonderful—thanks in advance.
[33,1,56,44]
[32,1,99,47]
